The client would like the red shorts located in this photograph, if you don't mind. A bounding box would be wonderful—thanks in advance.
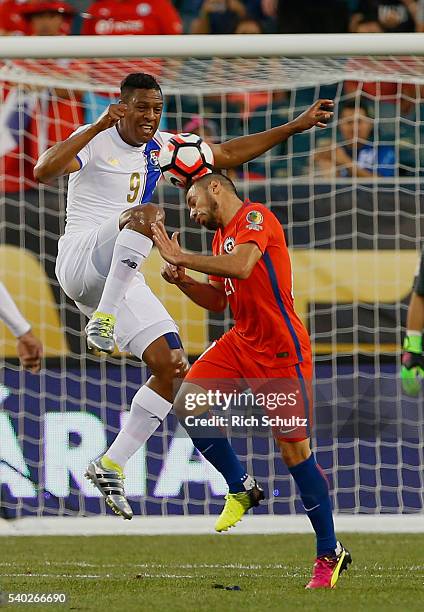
[186,334,313,442]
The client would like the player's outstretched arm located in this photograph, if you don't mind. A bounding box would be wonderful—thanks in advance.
[0,281,43,373]
[161,262,227,312]
[152,222,261,279]
[34,103,128,183]
[210,99,334,169]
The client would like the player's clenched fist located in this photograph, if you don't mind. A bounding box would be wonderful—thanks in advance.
[17,329,43,373]
[93,103,128,133]
[292,99,334,131]
[161,262,186,284]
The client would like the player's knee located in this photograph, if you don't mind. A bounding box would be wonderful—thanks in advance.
[148,348,189,386]
[119,204,165,240]
[278,439,311,467]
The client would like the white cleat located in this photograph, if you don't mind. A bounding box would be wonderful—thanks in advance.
[85,311,116,354]
[85,458,133,520]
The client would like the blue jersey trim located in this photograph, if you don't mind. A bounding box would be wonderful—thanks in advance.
[263,250,303,364]
[164,332,183,350]
[295,363,311,438]
[75,155,83,169]
[141,139,162,204]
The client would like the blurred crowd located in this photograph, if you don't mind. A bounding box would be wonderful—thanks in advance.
[0,0,424,36]
[0,0,423,197]
[0,1,422,367]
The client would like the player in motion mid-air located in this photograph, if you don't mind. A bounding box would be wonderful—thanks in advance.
[152,173,352,589]
[34,72,333,520]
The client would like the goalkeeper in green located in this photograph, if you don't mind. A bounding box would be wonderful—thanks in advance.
[401,254,424,395]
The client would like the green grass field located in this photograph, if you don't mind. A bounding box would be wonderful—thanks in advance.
[0,534,423,611]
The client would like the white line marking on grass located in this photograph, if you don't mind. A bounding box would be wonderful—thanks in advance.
[1,574,109,579]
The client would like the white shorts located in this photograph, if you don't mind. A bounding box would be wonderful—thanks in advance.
[55,213,178,357]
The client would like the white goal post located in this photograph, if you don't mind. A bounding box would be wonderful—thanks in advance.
[1,33,424,58]
[0,34,423,529]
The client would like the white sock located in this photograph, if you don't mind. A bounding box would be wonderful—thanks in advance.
[106,386,172,468]
[407,330,422,337]
[97,229,152,318]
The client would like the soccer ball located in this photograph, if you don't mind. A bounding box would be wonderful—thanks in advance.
[158,133,214,188]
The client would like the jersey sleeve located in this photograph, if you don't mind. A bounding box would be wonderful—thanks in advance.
[70,125,93,169]
[234,205,273,254]
[0,281,30,337]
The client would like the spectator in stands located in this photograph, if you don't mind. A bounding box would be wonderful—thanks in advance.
[0,281,43,373]
[313,101,396,178]
[350,0,419,32]
[0,0,32,35]
[234,16,262,32]
[20,0,75,34]
[174,0,203,32]
[354,15,385,31]
[183,115,219,143]
[82,0,182,35]
[264,0,349,33]
[245,0,278,31]
[183,115,237,179]
[191,0,248,34]
[0,0,83,194]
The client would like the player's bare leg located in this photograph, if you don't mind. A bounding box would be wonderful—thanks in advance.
[86,335,189,518]
[173,382,264,532]
[86,204,164,353]
[277,438,352,588]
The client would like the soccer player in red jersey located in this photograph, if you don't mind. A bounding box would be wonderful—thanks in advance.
[152,173,352,589]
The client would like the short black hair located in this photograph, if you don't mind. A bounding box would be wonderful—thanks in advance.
[120,73,162,99]
[193,172,238,196]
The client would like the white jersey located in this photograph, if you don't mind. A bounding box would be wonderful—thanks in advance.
[65,125,172,234]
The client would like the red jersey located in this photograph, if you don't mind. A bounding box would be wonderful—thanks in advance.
[82,0,182,35]
[0,1,29,35]
[210,201,311,368]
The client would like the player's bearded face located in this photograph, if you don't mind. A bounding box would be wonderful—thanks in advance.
[202,194,219,230]
[122,89,163,145]
[188,189,219,230]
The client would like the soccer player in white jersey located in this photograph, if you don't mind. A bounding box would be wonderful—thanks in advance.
[0,281,43,373]
[34,73,333,518]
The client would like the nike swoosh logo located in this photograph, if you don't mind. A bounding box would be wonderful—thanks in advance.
[303,503,320,512]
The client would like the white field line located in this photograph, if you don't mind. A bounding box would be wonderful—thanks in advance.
[2,571,421,580]
[1,560,423,582]
[1,561,423,572]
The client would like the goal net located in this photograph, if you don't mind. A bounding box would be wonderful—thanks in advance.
[1,38,423,519]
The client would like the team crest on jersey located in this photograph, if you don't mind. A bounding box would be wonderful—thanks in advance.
[223,237,235,253]
[149,150,160,167]
[137,3,152,16]
[246,210,263,231]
